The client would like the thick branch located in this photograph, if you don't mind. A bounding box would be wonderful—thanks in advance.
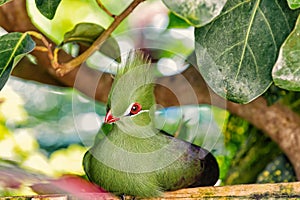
[152,182,300,199]
[3,182,300,199]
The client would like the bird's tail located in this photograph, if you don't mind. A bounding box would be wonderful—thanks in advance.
[190,147,220,187]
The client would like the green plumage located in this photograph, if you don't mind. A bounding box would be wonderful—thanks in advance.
[83,51,219,197]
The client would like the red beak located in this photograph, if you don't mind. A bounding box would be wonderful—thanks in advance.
[104,110,120,124]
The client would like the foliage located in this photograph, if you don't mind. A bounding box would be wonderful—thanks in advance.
[287,0,300,9]
[0,0,10,6]
[63,22,121,62]
[224,122,281,184]
[195,0,299,103]
[222,115,296,184]
[0,33,35,90]
[273,15,300,91]
[257,155,297,183]
[35,0,62,19]
[167,12,191,29]
[0,0,299,103]
[162,0,227,27]
[27,0,113,44]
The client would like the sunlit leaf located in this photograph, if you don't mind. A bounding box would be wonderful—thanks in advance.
[49,144,86,176]
[0,0,11,6]
[162,0,227,27]
[287,0,300,9]
[0,32,35,90]
[35,0,62,20]
[63,23,121,63]
[167,12,191,29]
[195,0,299,103]
[272,15,300,91]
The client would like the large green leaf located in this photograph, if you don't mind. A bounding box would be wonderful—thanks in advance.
[0,0,11,6]
[195,0,299,103]
[35,0,62,20]
[0,32,35,90]
[63,23,121,63]
[287,0,300,9]
[272,15,300,91]
[162,0,227,27]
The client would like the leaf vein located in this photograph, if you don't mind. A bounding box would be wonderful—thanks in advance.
[215,40,244,62]
[202,21,215,41]
[258,8,277,55]
[219,0,251,18]
[235,0,260,81]
[275,0,291,30]
[0,48,13,55]
[0,33,28,77]
[246,44,259,75]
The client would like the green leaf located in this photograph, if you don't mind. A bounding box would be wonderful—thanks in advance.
[195,0,299,103]
[35,0,62,20]
[0,0,11,6]
[162,0,227,27]
[167,12,191,29]
[63,23,121,63]
[272,15,300,91]
[287,0,300,9]
[0,32,35,90]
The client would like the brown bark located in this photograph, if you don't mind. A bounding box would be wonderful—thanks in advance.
[1,0,300,180]
[3,182,300,199]
[151,181,300,199]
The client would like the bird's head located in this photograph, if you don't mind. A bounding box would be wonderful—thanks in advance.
[104,51,156,134]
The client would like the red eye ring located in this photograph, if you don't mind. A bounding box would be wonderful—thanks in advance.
[130,103,142,115]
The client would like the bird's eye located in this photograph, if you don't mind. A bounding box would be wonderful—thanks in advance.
[130,103,142,115]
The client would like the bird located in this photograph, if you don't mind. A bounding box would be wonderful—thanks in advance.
[83,51,219,198]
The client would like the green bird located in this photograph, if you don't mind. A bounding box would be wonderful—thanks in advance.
[83,51,219,198]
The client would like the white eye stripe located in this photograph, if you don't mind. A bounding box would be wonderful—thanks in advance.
[130,110,149,117]
[123,103,135,116]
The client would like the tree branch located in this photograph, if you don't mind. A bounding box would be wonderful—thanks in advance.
[55,0,146,76]
[95,0,116,18]
[3,182,300,199]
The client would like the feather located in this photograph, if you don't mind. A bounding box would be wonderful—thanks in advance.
[109,50,155,117]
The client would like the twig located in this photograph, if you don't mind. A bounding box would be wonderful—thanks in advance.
[26,31,59,68]
[34,46,48,52]
[96,0,115,18]
[55,0,146,76]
